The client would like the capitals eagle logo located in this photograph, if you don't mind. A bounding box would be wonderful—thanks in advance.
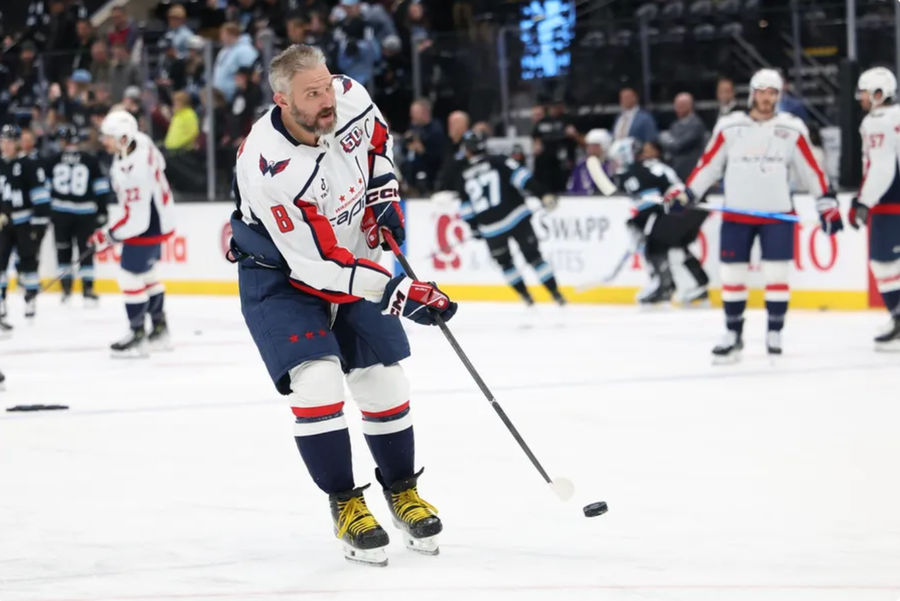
[259,154,290,177]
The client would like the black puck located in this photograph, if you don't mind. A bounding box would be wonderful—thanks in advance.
[583,501,608,517]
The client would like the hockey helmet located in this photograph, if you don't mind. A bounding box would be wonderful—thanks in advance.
[100,110,138,147]
[857,66,897,107]
[0,123,22,141]
[607,137,639,174]
[461,129,487,156]
[585,128,612,152]
[56,123,83,145]
[747,68,783,107]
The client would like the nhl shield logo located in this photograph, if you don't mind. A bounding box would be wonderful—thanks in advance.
[259,154,291,177]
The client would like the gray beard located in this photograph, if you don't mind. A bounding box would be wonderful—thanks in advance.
[291,103,336,136]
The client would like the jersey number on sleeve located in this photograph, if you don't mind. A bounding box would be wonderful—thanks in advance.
[271,205,295,233]
[464,170,501,214]
[52,163,90,196]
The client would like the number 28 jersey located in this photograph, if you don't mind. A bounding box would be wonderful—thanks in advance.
[44,150,111,215]
[456,155,543,239]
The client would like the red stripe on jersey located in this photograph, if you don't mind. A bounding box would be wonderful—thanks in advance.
[124,232,174,245]
[109,203,131,233]
[289,280,360,304]
[722,284,746,292]
[795,134,828,195]
[293,199,356,267]
[871,203,900,215]
[356,257,391,277]
[361,401,410,419]
[686,131,725,187]
[722,212,794,225]
[368,119,390,174]
[292,402,345,419]
[765,283,789,291]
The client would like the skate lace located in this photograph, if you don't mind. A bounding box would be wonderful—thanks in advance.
[391,487,438,524]
[336,496,379,538]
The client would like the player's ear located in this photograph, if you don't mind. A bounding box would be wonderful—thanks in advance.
[273,92,288,109]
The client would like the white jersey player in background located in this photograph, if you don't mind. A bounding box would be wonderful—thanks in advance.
[89,111,176,357]
[665,68,841,363]
[852,66,900,350]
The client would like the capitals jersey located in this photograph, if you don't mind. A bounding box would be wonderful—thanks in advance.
[107,132,176,244]
[0,155,50,226]
[858,103,900,214]
[233,75,394,304]
[457,155,546,238]
[686,111,829,220]
[45,150,111,216]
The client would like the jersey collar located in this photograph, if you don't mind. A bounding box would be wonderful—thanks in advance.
[271,106,301,147]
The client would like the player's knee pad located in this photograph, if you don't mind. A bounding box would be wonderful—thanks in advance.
[141,265,164,296]
[346,363,412,436]
[761,260,790,302]
[720,262,748,302]
[870,258,900,293]
[288,356,348,437]
[118,269,149,304]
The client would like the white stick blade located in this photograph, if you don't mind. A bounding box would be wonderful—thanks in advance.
[550,477,575,501]
[586,156,618,196]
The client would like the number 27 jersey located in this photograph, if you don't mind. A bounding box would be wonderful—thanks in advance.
[457,155,535,238]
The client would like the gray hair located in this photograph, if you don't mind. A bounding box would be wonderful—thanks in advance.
[268,44,327,96]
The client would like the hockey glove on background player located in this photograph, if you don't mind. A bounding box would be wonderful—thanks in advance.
[848,197,869,230]
[381,275,458,325]
[815,195,843,235]
[662,184,695,214]
[362,182,405,250]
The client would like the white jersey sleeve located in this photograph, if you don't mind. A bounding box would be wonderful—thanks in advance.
[108,133,175,242]
[786,116,829,197]
[685,114,731,197]
[858,104,900,208]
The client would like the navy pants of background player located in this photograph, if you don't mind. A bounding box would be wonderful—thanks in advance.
[53,211,97,295]
[869,212,900,318]
[118,243,166,331]
[238,257,416,494]
[485,219,562,303]
[0,223,41,301]
[719,218,794,334]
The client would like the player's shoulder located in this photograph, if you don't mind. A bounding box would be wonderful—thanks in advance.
[715,110,750,130]
[332,74,373,111]
[773,111,809,135]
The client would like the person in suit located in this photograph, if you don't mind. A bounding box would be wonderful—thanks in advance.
[612,87,658,143]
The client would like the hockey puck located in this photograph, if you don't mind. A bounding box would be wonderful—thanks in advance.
[583,501,608,517]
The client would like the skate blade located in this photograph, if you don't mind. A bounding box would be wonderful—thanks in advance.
[110,347,150,359]
[148,339,174,352]
[342,544,388,566]
[712,352,741,366]
[403,534,440,555]
[875,340,900,352]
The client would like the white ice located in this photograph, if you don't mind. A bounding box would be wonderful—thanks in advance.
[1,295,899,601]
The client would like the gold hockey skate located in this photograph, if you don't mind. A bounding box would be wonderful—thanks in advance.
[329,485,389,567]
[377,468,442,555]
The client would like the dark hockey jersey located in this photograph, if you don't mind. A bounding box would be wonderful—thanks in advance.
[0,154,50,226]
[45,150,111,215]
[457,154,547,238]
[615,157,681,208]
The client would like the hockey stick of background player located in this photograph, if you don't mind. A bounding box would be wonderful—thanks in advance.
[382,229,576,502]
[38,244,107,294]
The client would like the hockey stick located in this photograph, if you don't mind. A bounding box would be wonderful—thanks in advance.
[382,230,575,501]
[39,244,105,294]
[585,156,618,196]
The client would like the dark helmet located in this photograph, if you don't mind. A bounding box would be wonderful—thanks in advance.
[0,123,22,141]
[461,129,487,155]
[57,123,82,145]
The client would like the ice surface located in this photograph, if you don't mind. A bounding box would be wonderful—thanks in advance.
[2,295,899,601]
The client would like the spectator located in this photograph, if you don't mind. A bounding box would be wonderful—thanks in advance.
[155,37,187,106]
[213,22,259,101]
[42,0,78,81]
[716,76,737,120]
[336,15,379,89]
[472,121,492,136]
[108,41,140,103]
[183,35,208,99]
[285,13,308,45]
[71,18,95,72]
[567,128,613,194]
[256,0,287,38]
[165,4,196,58]
[304,10,337,63]
[227,0,260,34]
[20,128,39,159]
[164,90,200,151]
[121,85,144,129]
[659,92,707,181]
[401,98,446,193]
[8,41,43,120]
[88,39,111,86]
[228,65,261,144]
[612,86,658,143]
[107,4,138,50]
[532,98,576,192]
[435,109,469,190]
[49,70,92,138]
[333,0,397,48]
[778,78,810,123]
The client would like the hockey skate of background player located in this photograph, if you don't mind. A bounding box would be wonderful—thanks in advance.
[0,124,50,320]
[665,68,841,363]
[229,44,457,566]
[89,110,175,357]
[605,137,709,305]
[852,66,900,351]
[46,123,112,306]
[456,129,566,306]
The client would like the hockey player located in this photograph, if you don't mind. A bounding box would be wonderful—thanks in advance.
[229,45,457,565]
[853,66,900,350]
[457,130,565,306]
[666,68,841,362]
[0,124,50,319]
[46,123,111,305]
[88,111,175,357]
[607,138,709,304]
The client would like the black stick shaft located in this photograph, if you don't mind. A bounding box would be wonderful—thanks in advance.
[385,232,554,485]
[39,245,98,293]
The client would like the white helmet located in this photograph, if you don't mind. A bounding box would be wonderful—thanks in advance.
[857,66,896,108]
[100,110,138,148]
[585,128,612,151]
[747,68,783,107]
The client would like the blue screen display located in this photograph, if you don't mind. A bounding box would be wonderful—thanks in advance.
[519,0,576,80]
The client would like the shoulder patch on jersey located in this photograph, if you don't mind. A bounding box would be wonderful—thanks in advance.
[259,154,291,177]
[334,75,353,94]
[339,126,364,153]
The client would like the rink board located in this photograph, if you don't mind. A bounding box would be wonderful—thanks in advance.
[20,194,872,309]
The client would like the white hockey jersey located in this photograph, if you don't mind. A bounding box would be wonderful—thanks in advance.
[858,103,900,214]
[108,132,176,244]
[686,111,829,219]
[234,75,394,303]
